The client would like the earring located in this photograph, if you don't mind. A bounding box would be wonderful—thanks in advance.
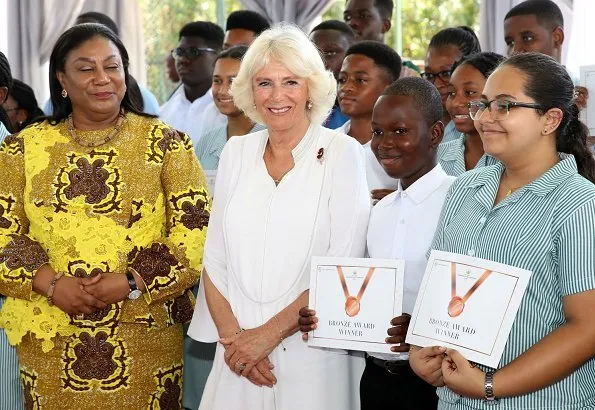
[253,104,256,109]
[61,89,68,98]
[306,100,313,110]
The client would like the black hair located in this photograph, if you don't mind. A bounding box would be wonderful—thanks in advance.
[48,23,149,124]
[9,79,45,130]
[0,51,13,101]
[310,20,355,42]
[76,11,119,36]
[215,45,248,64]
[374,0,394,20]
[428,26,481,59]
[505,0,564,30]
[382,77,443,125]
[345,41,402,82]
[179,21,225,50]
[225,10,270,35]
[502,53,595,182]
[452,52,506,79]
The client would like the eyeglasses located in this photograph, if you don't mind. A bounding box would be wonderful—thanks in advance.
[421,69,452,83]
[468,99,544,120]
[171,47,217,60]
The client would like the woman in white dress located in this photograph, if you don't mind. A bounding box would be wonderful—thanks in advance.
[188,24,370,410]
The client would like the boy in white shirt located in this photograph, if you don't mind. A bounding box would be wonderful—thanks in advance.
[300,77,455,409]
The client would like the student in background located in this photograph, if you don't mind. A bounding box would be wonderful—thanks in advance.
[504,0,589,109]
[343,0,393,42]
[310,20,355,129]
[161,21,226,145]
[422,26,481,143]
[222,10,270,49]
[336,41,402,200]
[438,52,504,176]
[2,79,45,132]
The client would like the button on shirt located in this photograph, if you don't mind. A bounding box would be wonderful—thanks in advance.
[366,164,455,360]
[160,86,226,146]
[335,120,400,191]
[431,154,595,409]
[437,135,498,177]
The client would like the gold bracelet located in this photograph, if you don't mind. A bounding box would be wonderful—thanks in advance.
[46,272,64,306]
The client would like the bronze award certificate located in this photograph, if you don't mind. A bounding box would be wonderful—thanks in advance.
[406,250,532,368]
[308,257,405,353]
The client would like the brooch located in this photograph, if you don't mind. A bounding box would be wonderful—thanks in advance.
[317,147,324,164]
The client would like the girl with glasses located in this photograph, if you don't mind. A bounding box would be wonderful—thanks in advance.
[410,52,595,409]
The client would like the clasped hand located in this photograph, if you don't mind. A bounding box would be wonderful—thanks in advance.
[220,325,280,388]
[409,345,486,398]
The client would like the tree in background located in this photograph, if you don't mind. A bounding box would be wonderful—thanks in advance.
[140,0,242,103]
[323,0,479,62]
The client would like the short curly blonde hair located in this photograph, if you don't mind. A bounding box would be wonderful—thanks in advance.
[231,23,337,125]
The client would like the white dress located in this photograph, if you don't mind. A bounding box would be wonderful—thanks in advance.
[188,124,370,410]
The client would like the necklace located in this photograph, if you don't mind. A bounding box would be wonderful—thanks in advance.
[447,262,492,317]
[67,110,125,148]
[337,266,376,317]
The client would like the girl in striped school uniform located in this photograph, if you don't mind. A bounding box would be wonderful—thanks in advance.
[410,52,595,409]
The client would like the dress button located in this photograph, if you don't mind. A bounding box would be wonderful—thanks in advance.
[402,192,407,198]
[468,249,475,256]
[479,217,486,224]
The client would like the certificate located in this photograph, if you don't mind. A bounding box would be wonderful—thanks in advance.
[406,250,531,368]
[308,257,404,353]
[204,170,217,198]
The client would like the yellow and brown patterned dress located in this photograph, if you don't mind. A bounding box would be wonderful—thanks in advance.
[0,112,209,409]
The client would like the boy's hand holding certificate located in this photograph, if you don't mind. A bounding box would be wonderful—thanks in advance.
[406,250,532,368]
[307,257,405,354]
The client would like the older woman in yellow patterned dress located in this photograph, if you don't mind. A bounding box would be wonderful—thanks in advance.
[0,24,209,409]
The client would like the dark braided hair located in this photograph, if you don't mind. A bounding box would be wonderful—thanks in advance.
[502,53,595,182]
[428,26,481,59]
[48,23,150,124]
[452,52,506,79]
[0,51,13,103]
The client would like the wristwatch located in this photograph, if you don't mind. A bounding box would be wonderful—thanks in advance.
[484,370,498,403]
[126,270,143,300]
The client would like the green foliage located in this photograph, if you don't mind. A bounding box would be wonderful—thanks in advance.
[323,0,480,61]
[139,0,242,103]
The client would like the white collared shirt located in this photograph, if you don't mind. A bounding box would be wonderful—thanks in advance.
[366,164,455,360]
[335,121,400,192]
[160,86,226,145]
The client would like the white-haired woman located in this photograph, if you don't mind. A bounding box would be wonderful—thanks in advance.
[188,24,369,409]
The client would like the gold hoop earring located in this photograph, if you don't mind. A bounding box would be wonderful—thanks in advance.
[61,89,68,98]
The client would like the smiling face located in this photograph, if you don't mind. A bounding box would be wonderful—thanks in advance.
[212,58,242,117]
[475,65,550,161]
[338,54,391,118]
[371,94,441,186]
[252,58,310,133]
[504,15,562,59]
[446,63,487,135]
[56,36,126,117]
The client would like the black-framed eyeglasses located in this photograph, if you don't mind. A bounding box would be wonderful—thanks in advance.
[1,104,19,113]
[421,69,453,83]
[171,47,217,60]
[468,99,544,120]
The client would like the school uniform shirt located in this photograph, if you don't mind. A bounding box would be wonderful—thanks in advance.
[442,120,461,143]
[0,122,9,145]
[366,164,455,361]
[336,121,400,191]
[431,154,595,410]
[160,86,226,146]
[437,135,498,177]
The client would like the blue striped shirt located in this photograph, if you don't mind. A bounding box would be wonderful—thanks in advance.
[442,121,461,143]
[432,154,595,409]
[437,136,497,177]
